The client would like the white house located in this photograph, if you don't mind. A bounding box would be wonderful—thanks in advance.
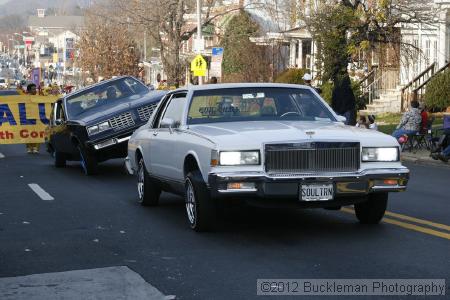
[400,1,450,84]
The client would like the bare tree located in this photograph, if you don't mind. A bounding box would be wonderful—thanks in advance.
[99,0,266,86]
[76,6,140,81]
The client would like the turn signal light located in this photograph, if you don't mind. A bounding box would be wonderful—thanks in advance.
[210,159,219,166]
[383,179,398,185]
[227,182,256,190]
[228,183,242,189]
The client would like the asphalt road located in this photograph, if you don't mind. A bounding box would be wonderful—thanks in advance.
[0,143,449,299]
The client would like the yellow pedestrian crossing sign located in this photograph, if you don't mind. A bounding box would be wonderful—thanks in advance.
[191,54,207,77]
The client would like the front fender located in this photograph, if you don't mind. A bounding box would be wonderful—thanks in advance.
[185,150,206,181]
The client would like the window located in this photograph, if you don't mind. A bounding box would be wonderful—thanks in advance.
[65,77,149,118]
[152,94,171,129]
[434,40,438,63]
[160,96,186,128]
[425,40,431,64]
[52,100,64,124]
[413,39,419,75]
[187,87,335,125]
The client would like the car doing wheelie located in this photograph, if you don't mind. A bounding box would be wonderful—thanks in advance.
[126,83,409,231]
[45,76,166,175]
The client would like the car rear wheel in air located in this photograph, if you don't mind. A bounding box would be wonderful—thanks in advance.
[77,145,98,175]
[54,151,66,168]
[137,157,160,206]
[354,193,388,224]
[185,170,216,232]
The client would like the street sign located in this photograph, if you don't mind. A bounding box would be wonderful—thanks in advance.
[210,47,224,78]
[212,47,224,57]
[14,45,25,49]
[191,54,207,77]
[23,36,35,43]
[193,38,205,53]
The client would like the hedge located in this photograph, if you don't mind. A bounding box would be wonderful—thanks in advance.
[424,70,450,111]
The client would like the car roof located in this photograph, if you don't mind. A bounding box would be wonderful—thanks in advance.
[171,82,313,93]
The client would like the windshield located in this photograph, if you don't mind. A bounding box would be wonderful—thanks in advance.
[65,77,149,118]
[187,87,335,125]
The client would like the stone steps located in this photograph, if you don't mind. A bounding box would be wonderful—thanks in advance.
[360,90,402,115]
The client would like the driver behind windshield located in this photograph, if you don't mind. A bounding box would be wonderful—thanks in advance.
[106,86,118,100]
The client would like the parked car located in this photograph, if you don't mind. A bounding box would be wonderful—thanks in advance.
[45,76,166,175]
[126,83,410,231]
[0,77,8,89]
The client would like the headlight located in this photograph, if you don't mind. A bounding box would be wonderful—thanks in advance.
[219,151,260,165]
[87,121,111,136]
[362,147,399,162]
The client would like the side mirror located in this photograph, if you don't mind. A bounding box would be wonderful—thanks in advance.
[160,117,176,133]
[336,115,347,123]
[55,119,64,125]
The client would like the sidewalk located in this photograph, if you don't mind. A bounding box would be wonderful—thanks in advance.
[0,266,173,300]
[401,149,450,168]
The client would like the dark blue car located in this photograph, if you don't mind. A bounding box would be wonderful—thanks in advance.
[45,76,166,175]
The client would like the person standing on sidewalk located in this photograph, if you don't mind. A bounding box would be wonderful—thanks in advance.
[331,74,356,126]
[25,83,40,154]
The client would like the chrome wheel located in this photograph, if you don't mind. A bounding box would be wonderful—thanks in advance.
[185,178,196,225]
[137,160,144,201]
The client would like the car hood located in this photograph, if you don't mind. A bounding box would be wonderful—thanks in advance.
[188,121,398,149]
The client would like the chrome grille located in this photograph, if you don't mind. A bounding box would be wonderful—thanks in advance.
[265,142,360,174]
[137,103,157,121]
[109,112,135,131]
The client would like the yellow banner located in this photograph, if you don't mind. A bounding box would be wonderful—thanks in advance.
[0,95,59,144]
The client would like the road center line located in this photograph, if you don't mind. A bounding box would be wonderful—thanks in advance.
[0,153,4,158]
[382,217,450,240]
[28,184,54,201]
[341,208,450,240]
[384,210,450,232]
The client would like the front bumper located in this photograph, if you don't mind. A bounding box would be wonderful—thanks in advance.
[90,135,131,151]
[208,168,409,207]
[83,131,134,162]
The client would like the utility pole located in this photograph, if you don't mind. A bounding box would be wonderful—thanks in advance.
[196,0,203,85]
[144,30,147,62]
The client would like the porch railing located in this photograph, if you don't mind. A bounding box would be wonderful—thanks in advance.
[359,66,377,103]
[401,62,436,111]
[360,67,399,104]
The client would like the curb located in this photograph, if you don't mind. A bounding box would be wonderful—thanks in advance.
[401,156,450,168]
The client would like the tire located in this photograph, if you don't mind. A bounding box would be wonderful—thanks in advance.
[78,145,98,175]
[54,151,66,168]
[137,157,160,206]
[354,193,388,224]
[185,170,216,232]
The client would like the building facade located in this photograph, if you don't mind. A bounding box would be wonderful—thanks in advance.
[400,1,450,85]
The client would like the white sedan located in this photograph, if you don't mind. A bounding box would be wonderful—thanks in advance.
[126,83,409,231]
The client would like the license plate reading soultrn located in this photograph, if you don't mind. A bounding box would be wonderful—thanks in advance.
[300,184,334,201]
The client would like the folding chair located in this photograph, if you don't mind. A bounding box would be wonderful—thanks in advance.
[403,116,435,152]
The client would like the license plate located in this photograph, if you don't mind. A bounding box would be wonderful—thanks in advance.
[300,183,334,201]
